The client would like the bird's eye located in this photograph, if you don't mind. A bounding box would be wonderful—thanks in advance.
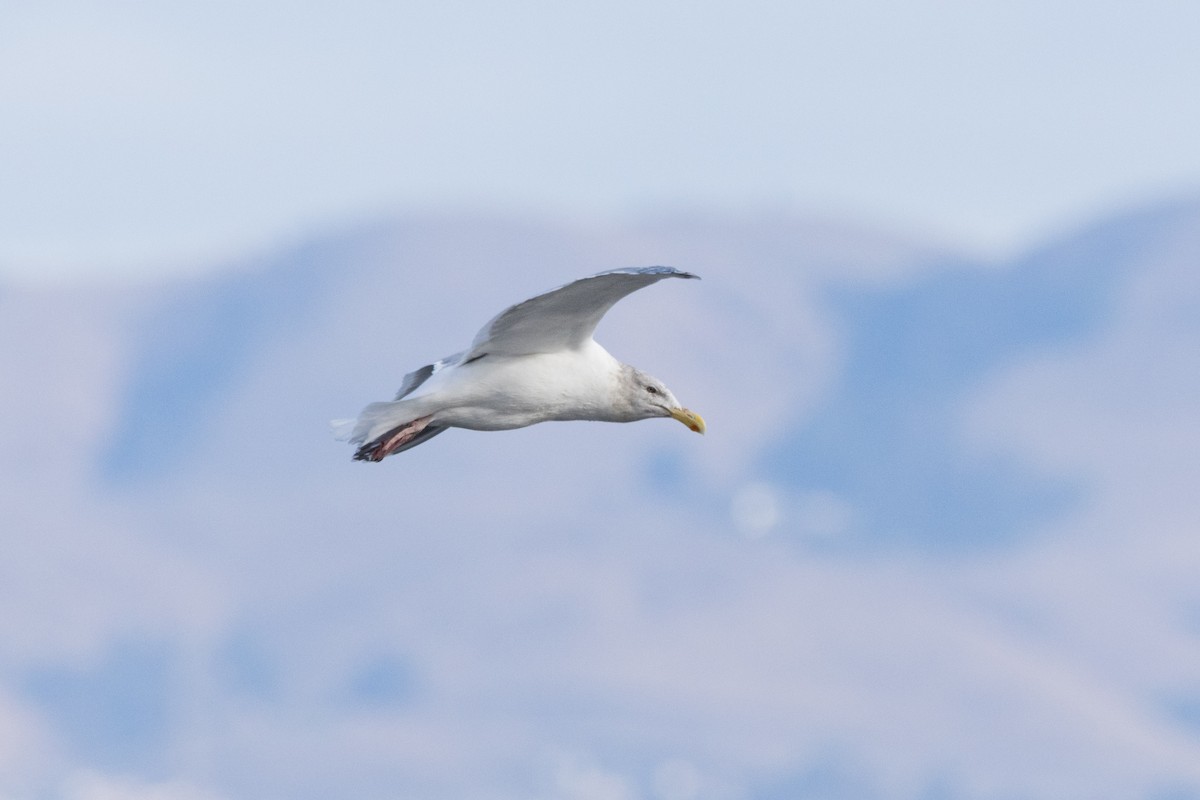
[645,385,659,394]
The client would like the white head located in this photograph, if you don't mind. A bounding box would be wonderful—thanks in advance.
[615,364,706,433]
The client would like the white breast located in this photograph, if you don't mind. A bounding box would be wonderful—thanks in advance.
[425,341,623,431]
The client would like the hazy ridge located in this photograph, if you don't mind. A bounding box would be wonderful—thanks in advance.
[3,197,1200,799]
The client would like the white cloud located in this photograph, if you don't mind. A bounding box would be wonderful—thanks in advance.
[62,773,224,800]
[731,483,781,538]
[652,760,703,800]
[553,756,636,800]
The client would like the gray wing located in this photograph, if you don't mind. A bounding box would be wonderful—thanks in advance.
[466,266,698,357]
[393,351,464,399]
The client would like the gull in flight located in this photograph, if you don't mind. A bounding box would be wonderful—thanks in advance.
[335,266,705,461]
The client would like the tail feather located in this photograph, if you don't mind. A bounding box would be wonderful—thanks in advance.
[331,400,407,446]
[330,418,358,441]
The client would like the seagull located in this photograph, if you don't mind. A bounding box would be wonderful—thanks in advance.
[335,266,705,461]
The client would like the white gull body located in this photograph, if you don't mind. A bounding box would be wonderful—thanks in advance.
[335,266,705,461]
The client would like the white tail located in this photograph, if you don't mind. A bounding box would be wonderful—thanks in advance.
[329,418,358,441]
[330,400,413,446]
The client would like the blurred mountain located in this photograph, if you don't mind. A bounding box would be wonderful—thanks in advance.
[2,198,1199,799]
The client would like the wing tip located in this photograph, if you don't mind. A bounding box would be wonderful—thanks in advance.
[596,266,700,280]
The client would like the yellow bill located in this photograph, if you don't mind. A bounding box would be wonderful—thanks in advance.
[669,407,706,434]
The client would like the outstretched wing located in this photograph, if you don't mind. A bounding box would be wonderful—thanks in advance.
[466,266,698,357]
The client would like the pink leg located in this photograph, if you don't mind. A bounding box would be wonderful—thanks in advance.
[355,415,434,462]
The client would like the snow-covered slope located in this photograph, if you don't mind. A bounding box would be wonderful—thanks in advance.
[3,200,1199,799]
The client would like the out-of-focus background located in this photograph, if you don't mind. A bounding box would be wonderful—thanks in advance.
[3,3,1200,799]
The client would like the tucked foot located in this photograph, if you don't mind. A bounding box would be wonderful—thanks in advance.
[354,415,434,462]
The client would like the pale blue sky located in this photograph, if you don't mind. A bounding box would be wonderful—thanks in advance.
[3,0,1199,281]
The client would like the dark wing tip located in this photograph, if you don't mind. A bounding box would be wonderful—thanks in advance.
[595,266,700,280]
[353,441,386,462]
